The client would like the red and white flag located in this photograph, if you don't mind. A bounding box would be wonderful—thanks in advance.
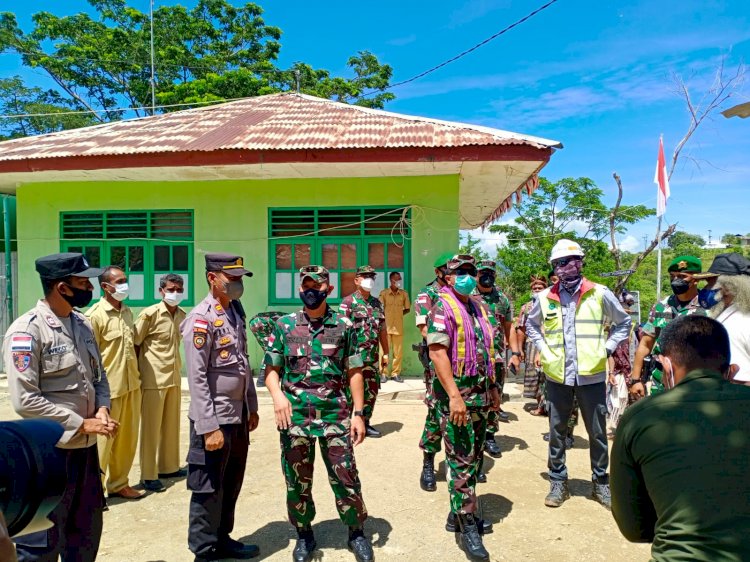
[654,136,670,217]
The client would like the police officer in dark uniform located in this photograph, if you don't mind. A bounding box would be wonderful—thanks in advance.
[181,253,259,561]
[3,253,115,562]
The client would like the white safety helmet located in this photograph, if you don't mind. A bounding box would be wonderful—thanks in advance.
[549,239,584,263]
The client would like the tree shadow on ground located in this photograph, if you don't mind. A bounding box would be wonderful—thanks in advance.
[239,516,392,560]
[373,421,403,436]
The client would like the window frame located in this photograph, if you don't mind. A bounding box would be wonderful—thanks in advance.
[60,210,194,307]
[268,206,411,306]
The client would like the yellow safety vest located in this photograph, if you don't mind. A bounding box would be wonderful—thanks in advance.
[441,291,495,376]
[536,283,607,383]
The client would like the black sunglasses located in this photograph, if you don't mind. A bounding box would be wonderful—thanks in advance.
[455,268,478,277]
[552,257,581,268]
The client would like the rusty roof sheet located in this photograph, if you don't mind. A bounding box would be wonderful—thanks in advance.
[0,93,561,162]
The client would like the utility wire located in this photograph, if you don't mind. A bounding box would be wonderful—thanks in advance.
[364,0,561,96]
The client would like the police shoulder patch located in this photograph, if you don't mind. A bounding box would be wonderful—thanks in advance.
[12,351,31,373]
[193,334,206,349]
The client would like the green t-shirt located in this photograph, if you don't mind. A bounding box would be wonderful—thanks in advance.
[611,369,750,561]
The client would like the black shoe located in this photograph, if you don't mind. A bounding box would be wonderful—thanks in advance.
[159,468,188,478]
[420,452,437,492]
[218,537,260,559]
[477,471,487,484]
[365,424,382,438]
[445,512,493,534]
[456,514,490,561]
[293,529,316,562]
[498,410,510,422]
[484,433,502,458]
[544,480,570,508]
[347,529,374,562]
[142,479,165,493]
[592,478,612,510]
[194,547,222,562]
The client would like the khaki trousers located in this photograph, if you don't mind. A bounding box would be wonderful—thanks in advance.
[98,388,141,494]
[140,385,182,481]
[387,334,404,376]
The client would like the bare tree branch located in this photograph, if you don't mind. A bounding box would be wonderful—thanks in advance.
[610,172,624,271]
[615,223,678,293]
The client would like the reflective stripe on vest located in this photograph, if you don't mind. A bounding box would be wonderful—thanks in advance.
[537,285,607,382]
[441,291,495,375]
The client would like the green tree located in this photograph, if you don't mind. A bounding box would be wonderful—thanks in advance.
[0,0,394,136]
[458,232,491,262]
[0,76,97,139]
[488,177,653,308]
[667,230,705,256]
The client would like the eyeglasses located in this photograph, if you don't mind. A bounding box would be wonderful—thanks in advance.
[552,257,581,268]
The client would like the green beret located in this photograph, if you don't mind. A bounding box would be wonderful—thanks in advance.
[433,252,455,268]
[668,255,702,273]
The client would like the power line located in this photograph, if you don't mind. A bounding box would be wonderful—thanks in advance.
[364,0,561,96]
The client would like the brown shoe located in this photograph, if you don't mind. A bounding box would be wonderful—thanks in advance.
[109,486,146,500]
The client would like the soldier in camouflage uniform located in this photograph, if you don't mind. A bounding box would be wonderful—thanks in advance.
[631,255,706,396]
[414,251,454,492]
[264,266,373,562]
[248,311,284,387]
[475,260,520,463]
[427,254,499,562]
[339,265,388,438]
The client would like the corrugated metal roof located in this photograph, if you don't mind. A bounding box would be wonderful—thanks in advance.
[0,93,561,162]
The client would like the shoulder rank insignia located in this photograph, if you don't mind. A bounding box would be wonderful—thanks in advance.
[214,319,224,327]
[193,334,206,349]
[215,304,224,315]
[219,349,230,359]
[218,335,231,346]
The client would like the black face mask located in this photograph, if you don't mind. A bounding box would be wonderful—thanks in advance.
[478,273,495,288]
[300,288,328,309]
[670,278,691,296]
[61,283,93,308]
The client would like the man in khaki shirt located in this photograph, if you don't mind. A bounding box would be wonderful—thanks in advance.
[86,265,144,499]
[135,273,187,492]
[379,271,411,382]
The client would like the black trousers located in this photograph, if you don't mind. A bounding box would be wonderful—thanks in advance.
[546,380,608,482]
[187,421,249,556]
[15,445,104,562]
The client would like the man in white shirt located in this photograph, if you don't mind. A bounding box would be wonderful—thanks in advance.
[694,253,750,380]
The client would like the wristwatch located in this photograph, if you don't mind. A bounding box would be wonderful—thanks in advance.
[510,351,521,357]
[627,378,643,387]
[353,410,366,417]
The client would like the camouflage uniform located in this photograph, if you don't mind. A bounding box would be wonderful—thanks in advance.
[643,294,706,394]
[248,311,284,383]
[265,306,368,528]
[477,287,512,434]
[415,280,443,454]
[427,287,495,515]
[339,287,385,422]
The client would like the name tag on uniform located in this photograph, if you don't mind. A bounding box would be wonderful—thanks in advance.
[47,345,69,355]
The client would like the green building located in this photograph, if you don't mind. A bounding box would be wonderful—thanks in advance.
[0,93,560,373]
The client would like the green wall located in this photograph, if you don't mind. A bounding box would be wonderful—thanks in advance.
[16,174,459,375]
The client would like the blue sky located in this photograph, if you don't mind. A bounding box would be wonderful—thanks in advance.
[2,0,748,252]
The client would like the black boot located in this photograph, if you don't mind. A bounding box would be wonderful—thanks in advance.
[292,526,316,562]
[456,513,490,561]
[420,452,437,491]
[445,511,493,534]
[484,433,502,458]
[477,456,487,484]
[347,527,374,562]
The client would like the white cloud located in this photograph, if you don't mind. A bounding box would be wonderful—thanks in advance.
[617,235,641,252]
[460,226,508,256]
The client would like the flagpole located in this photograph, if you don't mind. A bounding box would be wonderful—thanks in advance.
[655,215,663,302]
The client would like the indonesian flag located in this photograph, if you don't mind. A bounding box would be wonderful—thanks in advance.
[654,136,670,217]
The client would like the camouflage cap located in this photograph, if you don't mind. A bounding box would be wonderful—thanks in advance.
[477,259,497,272]
[299,265,330,283]
[668,255,702,273]
[355,265,376,276]
[447,254,477,271]
[433,252,455,268]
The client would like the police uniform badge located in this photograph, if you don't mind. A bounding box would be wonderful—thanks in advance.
[194,334,206,349]
[214,319,224,327]
[678,260,688,270]
[218,336,231,346]
[219,349,230,359]
[215,304,224,315]
[10,335,32,372]
[12,352,31,372]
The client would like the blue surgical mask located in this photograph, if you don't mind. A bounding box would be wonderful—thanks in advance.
[453,275,477,296]
[698,287,721,309]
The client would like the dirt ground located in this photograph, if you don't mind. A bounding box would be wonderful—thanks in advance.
[0,377,651,562]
